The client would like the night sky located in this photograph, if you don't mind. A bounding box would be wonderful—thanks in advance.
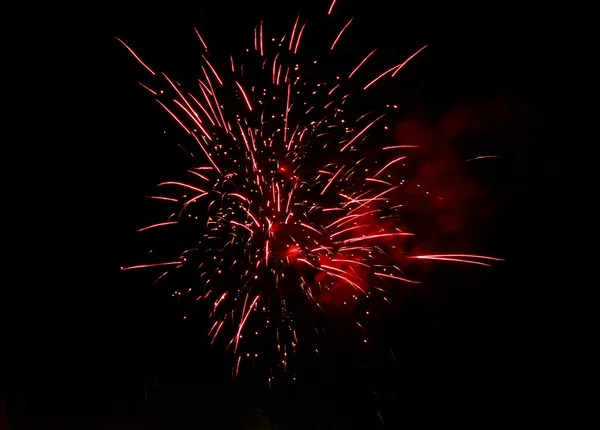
[7,1,599,429]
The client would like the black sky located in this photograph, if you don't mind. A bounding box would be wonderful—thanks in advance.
[7,1,599,428]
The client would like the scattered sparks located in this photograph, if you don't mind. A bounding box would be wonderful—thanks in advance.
[119,2,502,376]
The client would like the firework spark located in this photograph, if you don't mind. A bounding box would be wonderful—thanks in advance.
[119,2,502,377]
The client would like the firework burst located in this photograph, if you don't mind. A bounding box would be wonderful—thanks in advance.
[119,0,502,377]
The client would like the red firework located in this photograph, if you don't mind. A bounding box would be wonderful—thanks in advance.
[119,0,503,376]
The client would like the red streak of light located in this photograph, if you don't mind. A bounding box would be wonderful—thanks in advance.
[325,271,365,293]
[375,272,421,284]
[235,81,253,111]
[349,49,378,78]
[182,192,208,208]
[347,187,398,216]
[276,182,281,212]
[272,53,279,83]
[321,164,345,195]
[338,246,372,253]
[121,261,181,271]
[235,294,260,352]
[229,193,249,203]
[342,232,413,244]
[289,16,300,51]
[173,99,212,141]
[391,45,429,77]
[199,82,222,127]
[412,254,504,261]
[325,209,381,229]
[373,156,406,177]
[328,84,340,95]
[365,178,393,186]
[192,134,221,173]
[162,73,199,121]
[203,67,227,126]
[188,170,209,181]
[340,114,385,151]
[330,224,366,238]
[265,240,269,266]
[331,18,354,50]
[409,254,504,266]
[212,292,228,313]
[208,320,220,334]
[259,20,264,56]
[235,356,242,376]
[230,221,254,235]
[237,122,251,151]
[138,82,157,95]
[363,62,403,90]
[188,93,216,126]
[210,321,225,345]
[284,83,291,141]
[199,79,213,96]
[286,125,299,151]
[383,145,420,150]
[202,55,224,85]
[191,134,221,172]
[243,207,262,228]
[298,258,317,269]
[137,221,178,232]
[193,27,209,51]
[157,181,207,194]
[299,222,322,235]
[331,259,370,268]
[463,155,502,163]
[294,22,307,54]
[156,100,191,134]
[116,37,156,75]
[328,0,337,15]
[146,196,178,202]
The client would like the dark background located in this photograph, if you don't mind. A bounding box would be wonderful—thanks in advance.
[7,0,599,428]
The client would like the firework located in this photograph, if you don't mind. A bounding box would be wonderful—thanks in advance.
[119,0,502,377]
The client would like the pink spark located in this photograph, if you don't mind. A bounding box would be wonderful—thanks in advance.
[409,254,504,266]
[349,49,378,78]
[138,82,157,95]
[202,55,224,85]
[146,196,178,202]
[137,221,178,232]
[340,114,385,151]
[375,272,421,284]
[121,261,181,271]
[321,165,345,195]
[328,0,338,15]
[293,22,307,54]
[391,45,429,77]
[235,81,253,111]
[373,156,406,178]
[331,18,354,51]
[156,100,191,134]
[116,37,156,75]
[289,16,300,51]
[193,27,209,51]
[342,232,413,244]
[383,145,420,150]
